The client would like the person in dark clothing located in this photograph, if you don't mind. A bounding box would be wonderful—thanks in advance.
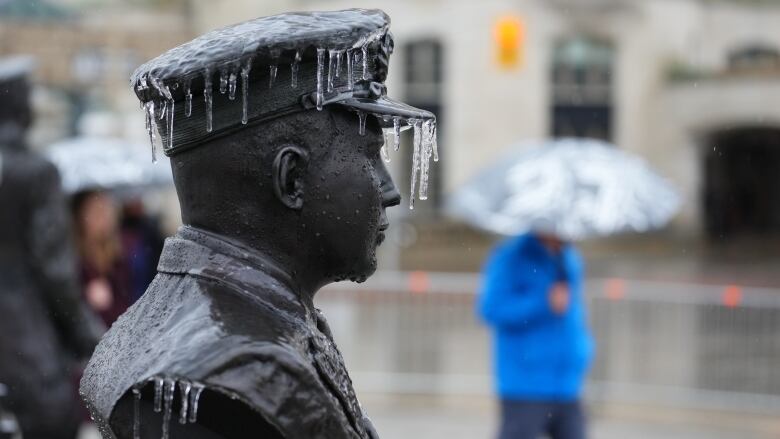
[120,198,165,303]
[0,56,102,439]
[71,190,132,326]
[478,232,594,439]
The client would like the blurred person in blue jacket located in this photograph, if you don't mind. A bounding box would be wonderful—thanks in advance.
[478,232,594,439]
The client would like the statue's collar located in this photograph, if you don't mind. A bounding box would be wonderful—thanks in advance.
[158,226,301,302]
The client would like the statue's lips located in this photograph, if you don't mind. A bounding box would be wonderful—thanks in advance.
[376,221,389,245]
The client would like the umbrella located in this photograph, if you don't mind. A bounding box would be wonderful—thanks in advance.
[447,138,681,240]
[45,137,172,194]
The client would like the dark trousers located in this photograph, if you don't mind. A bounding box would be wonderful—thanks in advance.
[498,400,586,439]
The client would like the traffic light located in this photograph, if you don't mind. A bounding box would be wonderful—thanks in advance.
[494,15,525,70]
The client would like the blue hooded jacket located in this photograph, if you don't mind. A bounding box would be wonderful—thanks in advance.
[478,234,594,401]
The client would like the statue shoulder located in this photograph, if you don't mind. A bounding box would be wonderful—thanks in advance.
[208,350,361,439]
[109,377,285,439]
[109,349,356,439]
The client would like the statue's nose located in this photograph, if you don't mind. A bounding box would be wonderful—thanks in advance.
[381,180,401,208]
[376,157,401,207]
[379,172,401,208]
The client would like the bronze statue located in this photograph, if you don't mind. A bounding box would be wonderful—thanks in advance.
[80,9,437,439]
[0,56,102,439]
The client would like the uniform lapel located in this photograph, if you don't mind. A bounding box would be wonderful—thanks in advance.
[309,310,367,438]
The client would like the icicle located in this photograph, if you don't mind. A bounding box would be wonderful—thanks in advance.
[184,80,192,117]
[153,376,163,413]
[335,50,343,78]
[290,50,301,88]
[219,67,228,94]
[155,86,174,154]
[178,381,192,425]
[346,49,354,90]
[327,50,337,92]
[204,69,213,132]
[380,145,390,163]
[144,101,151,136]
[419,120,433,201]
[241,59,252,125]
[166,98,174,155]
[393,117,401,151]
[268,65,277,88]
[358,111,367,136]
[228,71,237,100]
[316,48,326,111]
[409,119,422,209]
[188,384,205,423]
[158,100,167,120]
[161,378,175,439]
[148,75,163,99]
[362,45,370,80]
[432,122,439,162]
[159,83,173,101]
[139,74,148,91]
[132,386,141,439]
[145,101,159,163]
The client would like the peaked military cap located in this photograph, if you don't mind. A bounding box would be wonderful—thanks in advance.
[131,8,436,159]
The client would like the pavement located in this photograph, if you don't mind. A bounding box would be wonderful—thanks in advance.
[362,394,780,439]
[76,393,780,439]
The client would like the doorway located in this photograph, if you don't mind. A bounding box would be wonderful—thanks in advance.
[703,127,780,241]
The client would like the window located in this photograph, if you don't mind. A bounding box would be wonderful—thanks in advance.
[728,44,780,73]
[550,36,614,141]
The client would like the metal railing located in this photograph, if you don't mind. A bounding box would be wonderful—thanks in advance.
[317,271,780,414]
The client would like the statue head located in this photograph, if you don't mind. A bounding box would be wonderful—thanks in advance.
[171,106,400,290]
[0,56,35,148]
[131,9,437,292]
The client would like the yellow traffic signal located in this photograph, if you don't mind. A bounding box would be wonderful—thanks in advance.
[494,15,525,70]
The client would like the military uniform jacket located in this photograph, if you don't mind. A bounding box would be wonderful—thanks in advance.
[81,226,377,439]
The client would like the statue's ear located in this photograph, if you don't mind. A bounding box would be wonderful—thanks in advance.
[272,145,309,210]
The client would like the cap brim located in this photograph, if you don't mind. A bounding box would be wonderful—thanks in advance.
[337,96,435,128]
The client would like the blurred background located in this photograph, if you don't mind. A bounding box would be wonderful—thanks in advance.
[2,0,780,438]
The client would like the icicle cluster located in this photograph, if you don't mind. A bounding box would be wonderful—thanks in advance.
[136,35,438,209]
[137,34,387,145]
[135,376,206,439]
[310,29,386,114]
[357,114,438,209]
[314,41,440,208]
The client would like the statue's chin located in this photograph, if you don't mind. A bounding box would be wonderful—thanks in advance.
[355,258,378,284]
[330,253,377,284]
[351,272,371,284]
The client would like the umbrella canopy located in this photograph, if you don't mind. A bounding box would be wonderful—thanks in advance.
[45,137,172,194]
[447,138,681,240]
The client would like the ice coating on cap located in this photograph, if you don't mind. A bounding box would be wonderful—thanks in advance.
[131,9,389,102]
